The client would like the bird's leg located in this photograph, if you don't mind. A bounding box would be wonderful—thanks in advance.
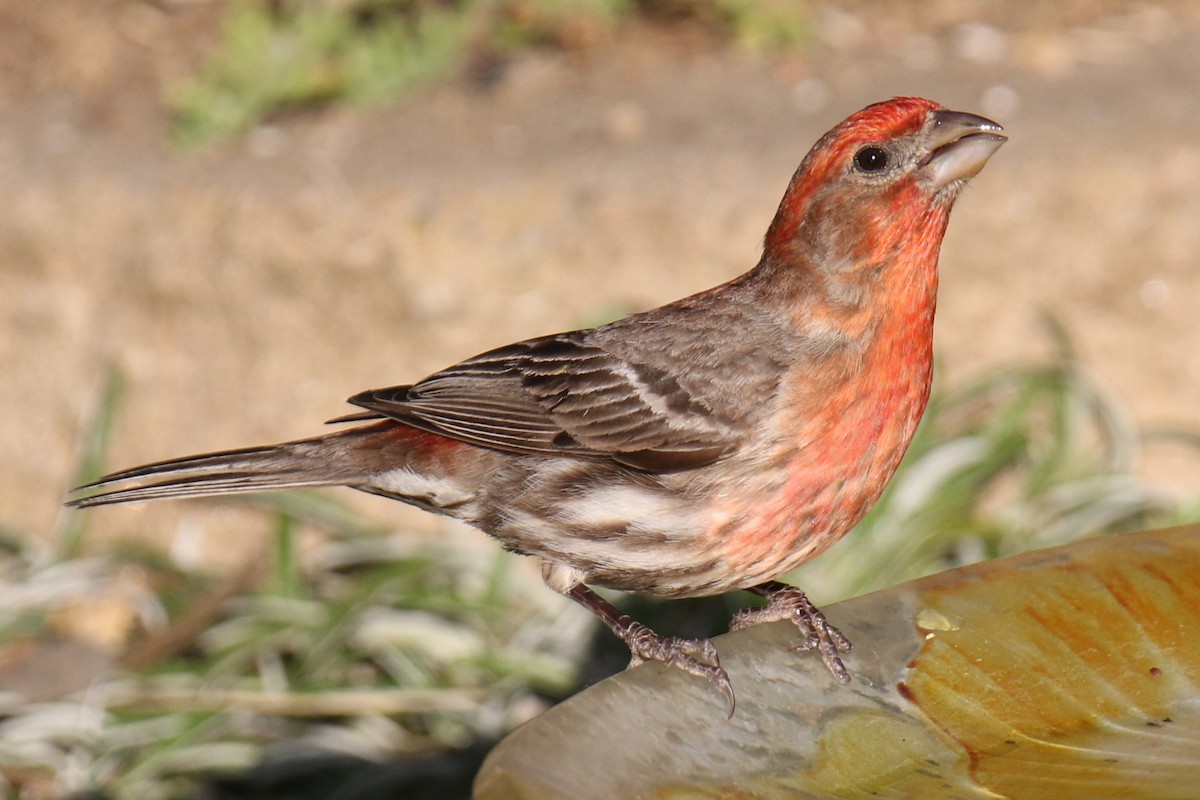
[730,580,852,683]
[566,583,735,712]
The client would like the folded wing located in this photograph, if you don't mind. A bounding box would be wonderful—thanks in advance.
[348,332,737,472]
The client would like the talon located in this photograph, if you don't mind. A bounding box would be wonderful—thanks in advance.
[626,632,733,713]
[564,585,736,711]
[731,582,853,683]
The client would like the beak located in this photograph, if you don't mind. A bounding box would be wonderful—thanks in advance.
[922,110,1006,190]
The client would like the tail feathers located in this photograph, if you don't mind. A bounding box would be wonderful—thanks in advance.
[67,425,394,509]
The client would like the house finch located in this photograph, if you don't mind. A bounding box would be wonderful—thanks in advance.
[70,97,1004,709]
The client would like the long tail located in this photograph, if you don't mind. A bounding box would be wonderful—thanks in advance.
[67,422,399,509]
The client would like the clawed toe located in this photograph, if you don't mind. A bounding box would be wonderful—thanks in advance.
[564,584,737,712]
[732,582,853,683]
[626,629,735,713]
[789,636,851,684]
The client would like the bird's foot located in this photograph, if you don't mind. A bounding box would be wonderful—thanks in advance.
[731,582,852,683]
[620,621,734,712]
[564,583,735,713]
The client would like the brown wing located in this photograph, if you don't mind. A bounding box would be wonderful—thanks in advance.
[347,332,737,471]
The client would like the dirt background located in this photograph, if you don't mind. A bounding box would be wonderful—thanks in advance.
[3,0,1199,566]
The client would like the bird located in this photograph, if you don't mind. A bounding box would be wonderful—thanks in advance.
[69,97,1005,710]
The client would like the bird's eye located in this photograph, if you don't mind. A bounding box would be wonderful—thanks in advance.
[853,146,890,173]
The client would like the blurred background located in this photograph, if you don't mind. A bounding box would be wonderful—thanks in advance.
[2,1,1199,798]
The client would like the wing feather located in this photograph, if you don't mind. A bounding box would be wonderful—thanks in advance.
[348,332,739,471]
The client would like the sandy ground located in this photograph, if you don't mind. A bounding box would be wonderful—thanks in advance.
[3,1,1199,567]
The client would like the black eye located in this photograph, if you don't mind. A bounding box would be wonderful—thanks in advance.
[854,146,890,173]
